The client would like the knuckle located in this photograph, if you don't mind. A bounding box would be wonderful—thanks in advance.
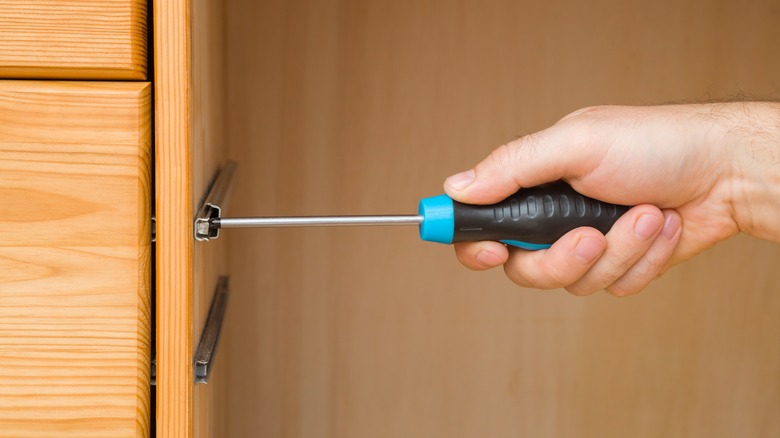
[612,258,637,279]
[551,120,591,152]
[602,247,643,279]
[544,265,574,289]
[517,129,555,160]
[603,245,671,296]
[488,143,518,169]
[630,258,659,280]
[518,130,546,149]
[565,260,628,295]
[490,133,547,169]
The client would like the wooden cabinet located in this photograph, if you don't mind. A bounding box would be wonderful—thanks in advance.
[2,0,780,437]
[0,1,227,436]
[0,2,151,437]
[0,82,152,436]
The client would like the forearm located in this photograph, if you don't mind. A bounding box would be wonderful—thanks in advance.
[727,102,780,243]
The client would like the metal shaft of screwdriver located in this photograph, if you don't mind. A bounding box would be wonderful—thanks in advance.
[216,215,424,229]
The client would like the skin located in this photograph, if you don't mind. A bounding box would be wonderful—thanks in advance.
[444,102,780,296]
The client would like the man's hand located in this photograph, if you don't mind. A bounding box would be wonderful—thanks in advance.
[444,103,780,296]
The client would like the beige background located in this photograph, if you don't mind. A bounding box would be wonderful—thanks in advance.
[220,0,780,436]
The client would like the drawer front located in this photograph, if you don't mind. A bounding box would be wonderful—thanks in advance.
[0,1,147,80]
[0,81,151,437]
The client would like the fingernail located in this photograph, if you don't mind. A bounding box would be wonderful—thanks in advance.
[661,213,681,239]
[445,169,476,190]
[475,249,502,267]
[574,236,605,264]
[634,214,663,241]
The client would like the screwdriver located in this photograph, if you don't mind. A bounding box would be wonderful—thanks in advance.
[206,181,630,250]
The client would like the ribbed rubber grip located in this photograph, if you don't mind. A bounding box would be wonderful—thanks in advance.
[452,181,630,245]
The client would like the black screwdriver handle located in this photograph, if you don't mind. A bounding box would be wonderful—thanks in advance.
[451,181,630,248]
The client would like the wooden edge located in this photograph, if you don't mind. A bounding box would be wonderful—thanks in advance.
[135,83,154,437]
[130,0,150,80]
[0,67,147,81]
[0,0,148,80]
[154,0,193,436]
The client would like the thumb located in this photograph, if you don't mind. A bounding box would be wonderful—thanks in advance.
[444,125,585,204]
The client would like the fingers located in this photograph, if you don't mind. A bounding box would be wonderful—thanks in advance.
[443,107,607,205]
[563,205,665,295]
[502,228,607,289]
[444,130,579,204]
[605,209,682,296]
[454,205,682,295]
[454,241,509,271]
[453,229,606,286]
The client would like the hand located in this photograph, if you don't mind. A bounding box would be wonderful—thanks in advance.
[444,103,780,296]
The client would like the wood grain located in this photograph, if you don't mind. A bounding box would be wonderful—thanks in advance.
[224,0,780,437]
[156,0,231,435]
[191,0,230,436]
[154,0,193,436]
[0,0,147,80]
[0,81,151,437]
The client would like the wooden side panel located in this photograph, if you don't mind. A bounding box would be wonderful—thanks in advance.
[154,0,193,436]
[0,0,147,80]
[224,0,780,437]
[191,0,229,437]
[0,81,152,437]
[156,0,230,436]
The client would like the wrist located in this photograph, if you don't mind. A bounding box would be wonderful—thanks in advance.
[727,102,780,242]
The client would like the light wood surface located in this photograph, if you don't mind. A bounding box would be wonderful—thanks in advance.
[0,81,151,437]
[191,0,230,436]
[0,0,147,80]
[155,0,231,436]
[223,0,780,436]
[154,0,194,436]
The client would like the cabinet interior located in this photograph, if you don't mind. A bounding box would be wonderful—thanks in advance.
[188,0,780,436]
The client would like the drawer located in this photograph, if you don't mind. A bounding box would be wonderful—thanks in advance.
[0,81,152,437]
[0,1,147,80]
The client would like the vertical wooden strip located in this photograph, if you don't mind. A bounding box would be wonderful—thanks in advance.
[154,0,192,437]
[135,84,154,438]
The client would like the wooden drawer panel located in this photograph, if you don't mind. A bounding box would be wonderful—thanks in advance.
[0,1,147,80]
[0,81,151,437]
